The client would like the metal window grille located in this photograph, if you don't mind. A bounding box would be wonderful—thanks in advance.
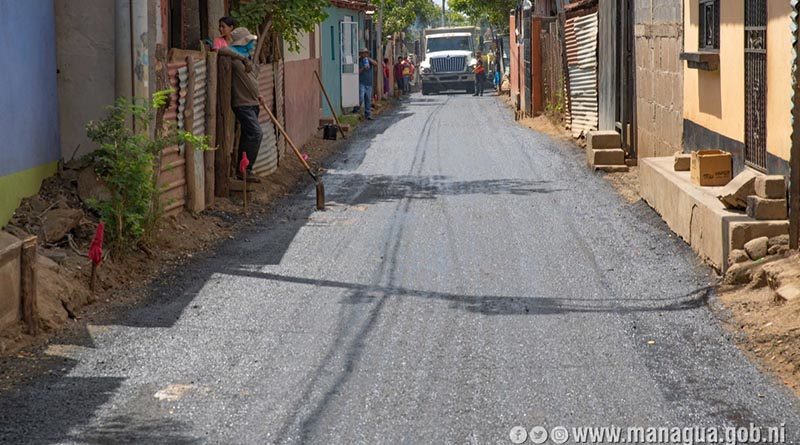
[699,0,720,51]
[745,0,767,170]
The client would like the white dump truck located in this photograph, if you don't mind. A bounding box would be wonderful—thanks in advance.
[419,27,479,95]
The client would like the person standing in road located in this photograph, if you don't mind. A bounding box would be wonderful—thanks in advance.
[402,57,413,94]
[473,52,486,97]
[358,48,378,120]
[218,27,263,182]
[394,57,406,96]
[383,58,391,98]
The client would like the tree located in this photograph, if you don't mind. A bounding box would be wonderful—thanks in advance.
[377,0,441,37]
[230,0,329,52]
[448,0,515,29]
[445,9,471,26]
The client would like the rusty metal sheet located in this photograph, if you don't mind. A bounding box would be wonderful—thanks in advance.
[253,120,279,177]
[161,61,189,215]
[191,60,207,138]
[252,63,278,177]
[165,61,187,123]
[257,64,275,124]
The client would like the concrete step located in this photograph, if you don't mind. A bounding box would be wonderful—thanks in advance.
[587,148,625,167]
[587,130,621,150]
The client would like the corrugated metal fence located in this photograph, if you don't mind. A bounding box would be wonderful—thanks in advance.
[158,49,287,211]
[160,60,189,216]
[254,63,279,177]
[160,51,217,214]
[565,12,599,137]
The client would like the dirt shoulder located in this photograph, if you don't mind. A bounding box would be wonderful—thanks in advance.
[0,100,394,391]
[511,102,642,204]
[716,253,800,397]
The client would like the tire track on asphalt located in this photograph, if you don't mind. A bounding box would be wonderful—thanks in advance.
[274,96,450,443]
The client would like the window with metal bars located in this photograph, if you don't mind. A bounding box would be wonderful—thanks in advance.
[698,0,720,51]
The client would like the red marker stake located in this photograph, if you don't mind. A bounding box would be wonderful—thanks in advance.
[240,153,250,211]
[88,222,105,300]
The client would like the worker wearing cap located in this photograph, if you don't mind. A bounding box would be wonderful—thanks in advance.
[358,48,378,120]
[218,27,263,182]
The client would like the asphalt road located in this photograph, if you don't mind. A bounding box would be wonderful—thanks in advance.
[2,93,800,444]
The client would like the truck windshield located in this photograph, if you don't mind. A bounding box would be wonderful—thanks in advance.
[427,37,471,53]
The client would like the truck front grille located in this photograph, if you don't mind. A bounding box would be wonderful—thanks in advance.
[431,56,467,73]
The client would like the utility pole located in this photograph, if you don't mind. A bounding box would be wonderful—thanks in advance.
[441,0,446,27]
[791,6,800,249]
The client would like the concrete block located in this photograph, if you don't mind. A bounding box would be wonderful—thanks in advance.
[729,220,789,250]
[673,152,690,171]
[746,196,788,220]
[754,175,786,199]
[588,148,625,166]
[587,131,621,150]
[0,231,22,331]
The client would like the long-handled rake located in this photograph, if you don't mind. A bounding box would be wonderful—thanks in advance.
[260,100,325,210]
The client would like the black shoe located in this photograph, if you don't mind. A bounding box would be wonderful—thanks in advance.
[366,116,373,120]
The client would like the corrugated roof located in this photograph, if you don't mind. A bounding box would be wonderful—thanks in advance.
[330,0,374,11]
[564,0,598,13]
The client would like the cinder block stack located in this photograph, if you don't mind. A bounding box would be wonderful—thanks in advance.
[586,131,629,173]
[746,176,787,220]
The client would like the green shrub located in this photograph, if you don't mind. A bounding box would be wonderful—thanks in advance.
[86,90,210,251]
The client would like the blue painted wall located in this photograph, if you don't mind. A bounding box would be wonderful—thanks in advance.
[0,0,60,177]
[320,7,364,117]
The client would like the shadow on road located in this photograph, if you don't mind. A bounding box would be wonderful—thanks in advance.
[221,268,713,316]
[0,372,198,444]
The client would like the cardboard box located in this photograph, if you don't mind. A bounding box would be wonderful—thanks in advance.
[691,150,732,186]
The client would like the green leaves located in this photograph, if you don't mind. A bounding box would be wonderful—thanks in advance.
[231,0,329,53]
[85,90,211,252]
[376,0,443,37]
[448,0,515,29]
[151,88,174,110]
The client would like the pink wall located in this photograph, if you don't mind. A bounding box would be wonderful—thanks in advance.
[284,58,322,148]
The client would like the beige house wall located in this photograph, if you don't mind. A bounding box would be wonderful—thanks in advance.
[766,1,793,162]
[683,0,745,144]
[683,0,792,163]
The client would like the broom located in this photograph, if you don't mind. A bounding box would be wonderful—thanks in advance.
[259,99,325,210]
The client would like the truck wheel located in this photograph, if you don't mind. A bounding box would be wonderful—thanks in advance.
[422,86,432,96]
[466,84,475,95]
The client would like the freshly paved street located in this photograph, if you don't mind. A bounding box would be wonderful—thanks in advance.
[2,94,800,444]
